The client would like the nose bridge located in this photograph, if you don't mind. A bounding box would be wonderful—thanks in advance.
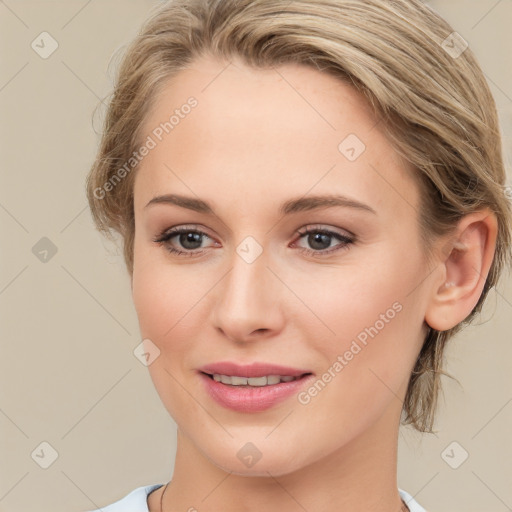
[223,238,272,311]
[213,236,283,339]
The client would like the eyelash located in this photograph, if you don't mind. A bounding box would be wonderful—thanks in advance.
[153,225,355,258]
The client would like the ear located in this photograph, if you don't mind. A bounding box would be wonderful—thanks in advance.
[424,209,498,332]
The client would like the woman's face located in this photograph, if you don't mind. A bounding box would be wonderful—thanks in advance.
[131,55,435,476]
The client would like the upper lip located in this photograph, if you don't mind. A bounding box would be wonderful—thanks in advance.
[198,361,313,378]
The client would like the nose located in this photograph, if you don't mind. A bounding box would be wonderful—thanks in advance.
[212,244,285,344]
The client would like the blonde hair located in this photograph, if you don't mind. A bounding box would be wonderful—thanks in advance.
[86,0,512,432]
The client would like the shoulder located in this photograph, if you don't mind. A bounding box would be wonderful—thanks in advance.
[399,488,429,512]
[85,484,164,512]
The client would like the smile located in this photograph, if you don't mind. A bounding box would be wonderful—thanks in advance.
[199,371,314,412]
[210,373,301,386]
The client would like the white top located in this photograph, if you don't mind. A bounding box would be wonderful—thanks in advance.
[86,484,427,511]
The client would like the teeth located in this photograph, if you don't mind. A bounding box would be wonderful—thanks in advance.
[211,374,298,386]
[231,376,249,385]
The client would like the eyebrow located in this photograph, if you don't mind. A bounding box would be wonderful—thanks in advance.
[145,193,377,216]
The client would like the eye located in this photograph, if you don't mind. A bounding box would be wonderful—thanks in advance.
[152,225,355,258]
[152,226,215,257]
[293,226,354,257]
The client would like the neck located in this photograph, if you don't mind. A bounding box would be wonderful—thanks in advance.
[153,402,407,512]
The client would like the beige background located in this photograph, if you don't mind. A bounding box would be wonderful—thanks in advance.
[0,1,511,511]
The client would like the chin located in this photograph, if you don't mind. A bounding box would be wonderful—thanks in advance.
[207,446,307,478]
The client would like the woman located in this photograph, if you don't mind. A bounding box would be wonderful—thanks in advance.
[85,0,512,510]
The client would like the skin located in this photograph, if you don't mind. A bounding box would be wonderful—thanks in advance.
[129,54,497,511]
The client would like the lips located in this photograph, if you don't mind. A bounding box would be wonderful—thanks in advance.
[197,361,315,412]
[198,361,312,378]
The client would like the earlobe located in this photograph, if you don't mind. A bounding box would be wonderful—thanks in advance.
[424,210,498,332]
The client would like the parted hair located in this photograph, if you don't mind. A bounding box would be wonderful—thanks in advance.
[86,0,512,432]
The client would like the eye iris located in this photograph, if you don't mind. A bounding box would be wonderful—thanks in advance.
[309,232,331,250]
[180,232,202,249]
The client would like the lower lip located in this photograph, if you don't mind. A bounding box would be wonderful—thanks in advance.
[199,372,314,412]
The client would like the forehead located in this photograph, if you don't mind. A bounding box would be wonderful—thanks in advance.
[142,54,379,142]
[134,55,418,218]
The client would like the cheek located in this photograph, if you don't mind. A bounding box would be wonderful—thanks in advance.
[131,255,206,421]
[132,233,203,337]
[298,247,424,383]
[132,264,202,350]
[294,253,414,336]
